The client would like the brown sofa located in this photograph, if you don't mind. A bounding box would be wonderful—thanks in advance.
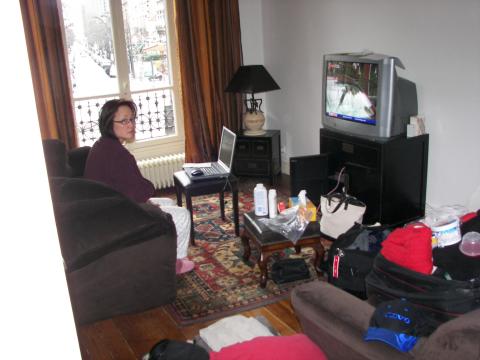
[291,280,480,360]
[43,139,178,324]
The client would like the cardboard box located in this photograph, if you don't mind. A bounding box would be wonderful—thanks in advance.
[288,197,317,221]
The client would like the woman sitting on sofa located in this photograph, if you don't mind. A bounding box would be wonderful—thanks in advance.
[84,99,194,274]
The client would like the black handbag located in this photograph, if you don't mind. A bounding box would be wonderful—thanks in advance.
[271,258,310,284]
[327,223,390,299]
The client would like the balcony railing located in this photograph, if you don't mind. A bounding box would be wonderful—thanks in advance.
[73,88,176,146]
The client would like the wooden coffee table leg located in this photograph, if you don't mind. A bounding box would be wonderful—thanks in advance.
[240,231,251,261]
[311,242,326,275]
[258,251,268,288]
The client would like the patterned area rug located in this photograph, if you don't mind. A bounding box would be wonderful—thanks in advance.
[191,191,254,242]
[166,192,321,326]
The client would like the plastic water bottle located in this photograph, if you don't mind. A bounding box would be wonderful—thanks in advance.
[268,189,277,218]
[298,190,307,207]
[254,184,268,216]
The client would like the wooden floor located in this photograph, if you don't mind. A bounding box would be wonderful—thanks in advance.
[76,175,303,359]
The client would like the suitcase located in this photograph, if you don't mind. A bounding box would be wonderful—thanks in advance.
[366,253,480,328]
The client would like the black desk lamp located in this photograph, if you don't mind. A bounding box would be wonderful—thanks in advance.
[225,65,280,135]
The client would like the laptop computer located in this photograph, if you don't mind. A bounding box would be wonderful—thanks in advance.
[184,126,237,182]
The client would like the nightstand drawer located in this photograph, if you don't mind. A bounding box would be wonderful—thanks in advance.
[235,140,251,156]
[251,140,270,157]
[234,159,270,175]
[233,130,281,184]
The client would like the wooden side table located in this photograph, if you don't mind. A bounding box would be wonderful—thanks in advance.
[173,171,240,245]
[233,130,281,185]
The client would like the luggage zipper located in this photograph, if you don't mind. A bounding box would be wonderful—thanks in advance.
[332,249,344,278]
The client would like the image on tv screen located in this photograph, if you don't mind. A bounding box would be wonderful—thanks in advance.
[325,61,378,125]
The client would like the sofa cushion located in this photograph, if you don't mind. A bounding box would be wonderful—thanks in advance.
[68,146,91,177]
[50,177,176,271]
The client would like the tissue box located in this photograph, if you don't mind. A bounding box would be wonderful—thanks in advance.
[288,197,317,221]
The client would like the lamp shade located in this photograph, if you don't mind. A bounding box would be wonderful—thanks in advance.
[225,65,280,94]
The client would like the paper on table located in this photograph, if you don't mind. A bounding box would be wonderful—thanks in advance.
[183,162,212,168]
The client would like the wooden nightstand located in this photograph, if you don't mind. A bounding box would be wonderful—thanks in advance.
[233,130,281,185]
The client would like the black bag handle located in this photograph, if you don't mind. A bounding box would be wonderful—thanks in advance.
[325,192,365,213]
[326,192,347,214]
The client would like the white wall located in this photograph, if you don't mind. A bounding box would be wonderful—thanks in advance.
[1,3,81,358]
[238,0,275,130]
[240,0,480,210]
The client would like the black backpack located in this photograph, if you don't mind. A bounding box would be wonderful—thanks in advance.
[143,339,209,360]
[327,223,391,299]
[271,258,310,284]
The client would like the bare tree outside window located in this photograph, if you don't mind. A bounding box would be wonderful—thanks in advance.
[61,0,179,146]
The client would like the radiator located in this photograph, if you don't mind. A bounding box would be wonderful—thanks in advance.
[137,153,185,189]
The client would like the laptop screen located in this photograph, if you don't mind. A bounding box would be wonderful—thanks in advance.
[218,127,237,170]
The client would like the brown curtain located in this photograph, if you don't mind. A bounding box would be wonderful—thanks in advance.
[175,0,243,162]
[20,0,77,150]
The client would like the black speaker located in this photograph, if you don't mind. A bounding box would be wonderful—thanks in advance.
[290,154,329,206]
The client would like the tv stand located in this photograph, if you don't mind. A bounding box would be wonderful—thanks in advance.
[320,128,429,226]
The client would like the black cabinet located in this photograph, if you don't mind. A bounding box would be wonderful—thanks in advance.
[320,128,429,226]
[234,130,281,184]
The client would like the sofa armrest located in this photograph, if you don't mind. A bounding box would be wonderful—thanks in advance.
[291,281,411,360]
[415,308,480,359]
[50,177,176,271]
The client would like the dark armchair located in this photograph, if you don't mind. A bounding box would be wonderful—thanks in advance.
[42,139,178,324]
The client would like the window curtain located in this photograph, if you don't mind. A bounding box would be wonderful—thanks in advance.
[20,0,77,150]
[175,0,243,162]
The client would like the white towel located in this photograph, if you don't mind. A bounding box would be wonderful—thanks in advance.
[199,315,274,352]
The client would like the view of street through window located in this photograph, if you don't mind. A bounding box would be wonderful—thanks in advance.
[62,0,176,145]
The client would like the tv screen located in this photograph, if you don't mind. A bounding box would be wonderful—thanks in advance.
[325,61,378,126]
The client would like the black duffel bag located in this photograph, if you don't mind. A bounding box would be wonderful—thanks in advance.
[327,223,391,299]
[366,253,480,328]
[271,258,310,284]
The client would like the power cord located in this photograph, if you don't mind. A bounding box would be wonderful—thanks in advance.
[327,166,347,195]
[317,166,347,215]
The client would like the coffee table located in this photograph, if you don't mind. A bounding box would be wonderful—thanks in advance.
[241,211,326,288]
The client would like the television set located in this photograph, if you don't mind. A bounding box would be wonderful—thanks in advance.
[322,52,418,140]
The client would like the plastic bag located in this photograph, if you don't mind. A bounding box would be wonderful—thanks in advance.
[422,204,469,227]
[258,205,314,244]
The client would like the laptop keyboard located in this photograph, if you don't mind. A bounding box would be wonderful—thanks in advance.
[200,162,224,175]
[201,166,217,175]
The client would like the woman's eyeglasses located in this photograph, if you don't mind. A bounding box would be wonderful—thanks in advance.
[114,118,136,126]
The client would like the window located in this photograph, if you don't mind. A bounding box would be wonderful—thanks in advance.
[61,0,184,158]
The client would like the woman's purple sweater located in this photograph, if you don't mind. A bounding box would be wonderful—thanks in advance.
[84,136,155,203]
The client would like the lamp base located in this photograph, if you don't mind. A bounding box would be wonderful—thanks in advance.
[243,111,265,136]
[243,129,267,136]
